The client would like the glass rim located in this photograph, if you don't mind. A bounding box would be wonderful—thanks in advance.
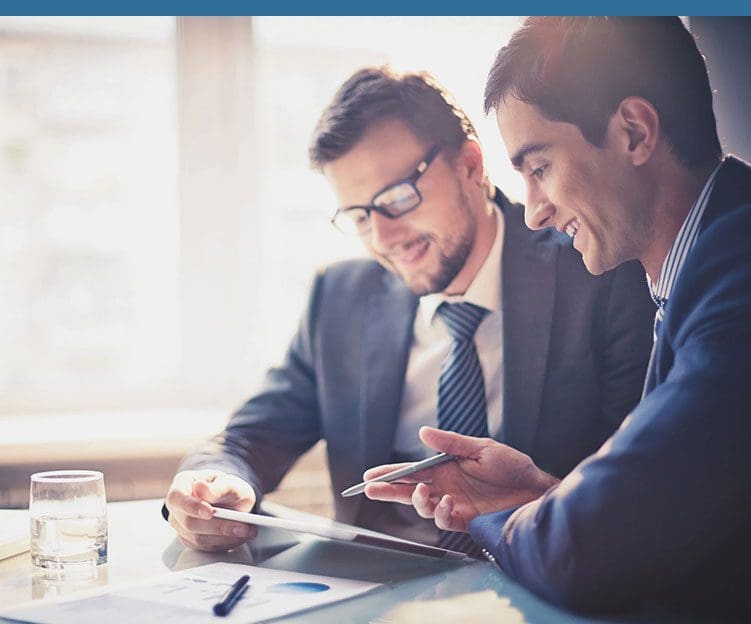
[30,470,103,483]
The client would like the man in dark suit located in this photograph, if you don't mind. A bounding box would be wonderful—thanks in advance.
[364,18,751,616]
[164,67,653,554]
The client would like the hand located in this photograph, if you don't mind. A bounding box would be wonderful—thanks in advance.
[165,469,258,551]
[364,426,559,533]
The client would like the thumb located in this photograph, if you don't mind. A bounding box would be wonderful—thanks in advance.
[419,426,485,459]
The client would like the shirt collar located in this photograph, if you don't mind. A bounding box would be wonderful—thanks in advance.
[647,162,722,310]
[419,202,504,326]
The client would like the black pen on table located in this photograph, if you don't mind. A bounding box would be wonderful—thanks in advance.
[213,574,250,616]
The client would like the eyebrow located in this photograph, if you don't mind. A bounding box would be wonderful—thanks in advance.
[510,143,551,170]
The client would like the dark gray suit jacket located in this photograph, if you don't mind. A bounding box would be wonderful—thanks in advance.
[180,190,655,537]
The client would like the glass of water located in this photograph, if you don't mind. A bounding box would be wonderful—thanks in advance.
[29,470,108,569]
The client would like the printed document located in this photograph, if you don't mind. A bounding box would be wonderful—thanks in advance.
[2,562,381,623]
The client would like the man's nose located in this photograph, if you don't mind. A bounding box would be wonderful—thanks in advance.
[524,185,555,231]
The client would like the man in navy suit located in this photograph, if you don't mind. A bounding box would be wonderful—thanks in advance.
[163,67,653,555]
[365,17,751,616]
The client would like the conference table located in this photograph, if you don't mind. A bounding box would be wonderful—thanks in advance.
[0,499,696,623]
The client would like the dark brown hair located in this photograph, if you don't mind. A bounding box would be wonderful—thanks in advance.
[310,66,476,169]
[484,17,721,167]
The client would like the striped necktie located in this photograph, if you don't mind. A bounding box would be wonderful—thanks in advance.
[435,302,488,556]
[437,302,489,437]
[651,294,667,342]
[643,294,667,398]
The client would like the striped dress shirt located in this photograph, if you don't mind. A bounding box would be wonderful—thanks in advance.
[648,163,722,340]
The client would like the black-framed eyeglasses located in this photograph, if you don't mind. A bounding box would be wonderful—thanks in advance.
[330,144,442,236]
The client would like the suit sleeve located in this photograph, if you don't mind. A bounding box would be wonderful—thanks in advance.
[177,270,325,505]
[469,206,751,612]
[596,260,654,430]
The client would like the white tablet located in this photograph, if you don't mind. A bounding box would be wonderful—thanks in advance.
[212,507,469,561]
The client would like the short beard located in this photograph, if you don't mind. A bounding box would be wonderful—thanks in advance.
[403,234,474,296]
[401,186,477,296]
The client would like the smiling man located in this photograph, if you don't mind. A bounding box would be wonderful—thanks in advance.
[163,66,653,558]
[503,96,663,279]
[364,18,751,617]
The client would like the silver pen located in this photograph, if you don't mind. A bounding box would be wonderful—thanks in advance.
[341,452,456,497]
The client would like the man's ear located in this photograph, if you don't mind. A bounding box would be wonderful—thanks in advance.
[612,96,660,166]
[457,138,485,185]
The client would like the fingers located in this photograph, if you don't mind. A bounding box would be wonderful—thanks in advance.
[166,472,214,521]
[419,426,488,459]
[366,479,467,533]
[434,495,466,532]
[412,482,440,519]
[362,462,413,481]
[165,470,257,552]
[169,510,258,550]
[364,482,417,505]
[180,513,258,540]
[192,479,231,506]
[176,528,254,552]
[192,473,256,511]
[412,489,466,533]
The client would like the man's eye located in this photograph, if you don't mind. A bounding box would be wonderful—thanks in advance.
[532,164,548,179]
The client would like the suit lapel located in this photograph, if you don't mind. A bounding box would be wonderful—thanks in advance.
[500,205,558,454]
[360,272,418,475]
[642,156,751,396]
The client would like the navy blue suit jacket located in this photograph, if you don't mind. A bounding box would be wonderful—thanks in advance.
[470,157,751,617]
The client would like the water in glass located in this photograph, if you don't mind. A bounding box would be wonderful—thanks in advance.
[29,470,108,569]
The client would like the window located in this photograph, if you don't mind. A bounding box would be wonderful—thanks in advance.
[0,17,179,414]
[0,17,522,481]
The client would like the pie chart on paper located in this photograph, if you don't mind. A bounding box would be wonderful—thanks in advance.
[267,582,330,594]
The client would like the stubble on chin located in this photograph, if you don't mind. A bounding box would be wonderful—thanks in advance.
[398,238,473,297]
[379,190,477,296]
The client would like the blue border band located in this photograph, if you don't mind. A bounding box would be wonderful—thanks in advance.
[9,3,751,17]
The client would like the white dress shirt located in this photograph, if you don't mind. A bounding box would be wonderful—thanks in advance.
[392,205,505,459]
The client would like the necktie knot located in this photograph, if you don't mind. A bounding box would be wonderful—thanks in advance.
[437,302,488,342]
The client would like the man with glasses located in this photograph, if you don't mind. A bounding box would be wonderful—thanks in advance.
[163,67,654,555]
